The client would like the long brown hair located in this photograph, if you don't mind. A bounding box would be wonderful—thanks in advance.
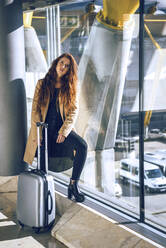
[37,53,78,112]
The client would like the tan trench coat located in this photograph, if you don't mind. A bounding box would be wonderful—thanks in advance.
[23,79,79,165]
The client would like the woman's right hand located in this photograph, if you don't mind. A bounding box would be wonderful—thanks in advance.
[56,134,65,143]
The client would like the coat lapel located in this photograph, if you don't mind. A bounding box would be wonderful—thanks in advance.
[42,91,50,122]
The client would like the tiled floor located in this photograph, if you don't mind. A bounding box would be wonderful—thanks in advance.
[0,192,67,248]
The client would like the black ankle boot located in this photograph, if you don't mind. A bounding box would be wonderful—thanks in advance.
[68,179,85,203]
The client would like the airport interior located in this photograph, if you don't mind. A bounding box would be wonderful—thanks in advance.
[0,0,166,247]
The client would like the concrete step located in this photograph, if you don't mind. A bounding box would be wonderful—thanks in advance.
[52,193,164,248]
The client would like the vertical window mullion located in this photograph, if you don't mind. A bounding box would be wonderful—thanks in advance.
[139,0,145,223]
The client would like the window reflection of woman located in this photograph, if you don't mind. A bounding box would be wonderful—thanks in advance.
[24,53,88,203]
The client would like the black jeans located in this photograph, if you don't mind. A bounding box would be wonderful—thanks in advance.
[40,130,88,180]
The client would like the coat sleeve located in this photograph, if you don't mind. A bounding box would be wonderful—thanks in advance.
[23,80,43,165]
[31,80,41,125]
[58,90,79,138]
[31,80,43,138]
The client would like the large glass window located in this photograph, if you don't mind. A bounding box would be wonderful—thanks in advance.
[143,1,166,231]
[24,0,166,233]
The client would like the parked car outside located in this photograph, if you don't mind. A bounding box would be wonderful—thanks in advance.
[144,151,166,176]
[120,158,166,193]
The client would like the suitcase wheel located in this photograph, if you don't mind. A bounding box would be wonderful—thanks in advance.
[33,227,41,233]
[18,220,24,228]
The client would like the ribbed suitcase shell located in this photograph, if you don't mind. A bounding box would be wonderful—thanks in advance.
[17,122,55,230]
[17,170,55,228]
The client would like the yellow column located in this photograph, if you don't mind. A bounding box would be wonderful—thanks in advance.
[23,12,33,27]
[96,0,139,29]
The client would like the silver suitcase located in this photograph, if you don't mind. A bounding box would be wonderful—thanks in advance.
[17,122,55,232]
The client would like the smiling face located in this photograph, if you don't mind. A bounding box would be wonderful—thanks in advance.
[56,56,71,79]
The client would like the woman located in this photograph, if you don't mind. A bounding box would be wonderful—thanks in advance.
[24,53,88,203]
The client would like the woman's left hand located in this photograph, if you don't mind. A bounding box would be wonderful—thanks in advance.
[56,134,66,143]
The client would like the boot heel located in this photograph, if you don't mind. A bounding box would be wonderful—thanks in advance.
[68,179,85,203]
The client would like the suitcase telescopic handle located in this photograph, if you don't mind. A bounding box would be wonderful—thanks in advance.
[36,122,48,128]
[36,122,48,172]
